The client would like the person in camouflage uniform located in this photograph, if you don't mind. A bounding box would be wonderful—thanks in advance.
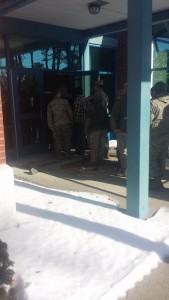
[92,80,109,112]
[149,81,169,189]
[84,98,110,170]
[47,89,73,159]
[87,80,110,158]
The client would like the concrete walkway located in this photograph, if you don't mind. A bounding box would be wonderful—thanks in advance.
[8,152,169,300]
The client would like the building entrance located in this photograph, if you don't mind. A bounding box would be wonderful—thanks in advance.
[11,69,98,158]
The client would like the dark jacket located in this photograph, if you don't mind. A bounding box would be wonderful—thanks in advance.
[92,89,109,112]
[85,103,109,135]
[110,94,127,133]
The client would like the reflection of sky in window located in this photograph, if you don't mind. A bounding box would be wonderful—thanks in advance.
[0,57,6,67]
[155,38,169,52]
[153,37,169,69]
[21,49,67,69]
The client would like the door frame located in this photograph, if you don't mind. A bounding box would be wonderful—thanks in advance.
[11,68,47,157]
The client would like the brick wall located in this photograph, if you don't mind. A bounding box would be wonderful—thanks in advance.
[116,31,128,95]
[0,91,6,164]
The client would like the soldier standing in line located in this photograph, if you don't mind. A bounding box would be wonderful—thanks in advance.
[87,80,110,158]
[84,98,110,170]
[92,80,109,112]
[149,81,169,189]
[47,89,73,159]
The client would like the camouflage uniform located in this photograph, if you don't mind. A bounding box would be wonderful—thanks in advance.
[89,130,108,165]
[93,89,109,112]
[85,102,109,167]
[47,96,73,156]
[150,95,169,179]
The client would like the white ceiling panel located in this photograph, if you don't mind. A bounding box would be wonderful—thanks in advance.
[5,0,169,30]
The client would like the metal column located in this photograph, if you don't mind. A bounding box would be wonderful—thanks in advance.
[127,0,152,218]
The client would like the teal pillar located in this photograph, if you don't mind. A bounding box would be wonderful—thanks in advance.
[127,0,152,218]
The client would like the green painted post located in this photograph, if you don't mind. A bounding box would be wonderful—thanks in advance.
[127,0,152,218]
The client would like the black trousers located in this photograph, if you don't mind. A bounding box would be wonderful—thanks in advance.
[72,123,86,155]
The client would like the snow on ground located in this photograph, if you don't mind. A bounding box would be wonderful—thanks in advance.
[1,179,169,300]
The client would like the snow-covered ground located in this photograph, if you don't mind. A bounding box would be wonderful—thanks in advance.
[1,179,169,300]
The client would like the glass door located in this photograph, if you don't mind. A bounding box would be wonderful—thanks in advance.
[11,69,47,157]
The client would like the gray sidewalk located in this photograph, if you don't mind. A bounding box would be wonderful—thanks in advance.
[8,152,169,300]
[9,151,169,216]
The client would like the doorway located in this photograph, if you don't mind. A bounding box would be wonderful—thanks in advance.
[11,69,99,157]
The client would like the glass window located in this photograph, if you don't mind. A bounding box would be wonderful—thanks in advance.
[152,70,169,93]
[0,70,11,126]
[70,44,81,70]
[9,36,82,71]
[12,52,32,68]
[21,119,41,145]
[0,36,6,67]
[0,69,15,151]
[11,47,68,70]
[17,75,40,113]
[152,22,169,93]
[90,46,99,70]
[9,36,69,70]
[153,21,169,39]
[47,47,68,70]
[0,56,6,67]
[90,46,115,71]
[31,50,46,69]
[153,38,169,69]
[9,35,39,68]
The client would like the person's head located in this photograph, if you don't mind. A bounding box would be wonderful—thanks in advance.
[55,89,61,98]
[75,86,83,96]
[93,80,103,92]
[152,81,166,98]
